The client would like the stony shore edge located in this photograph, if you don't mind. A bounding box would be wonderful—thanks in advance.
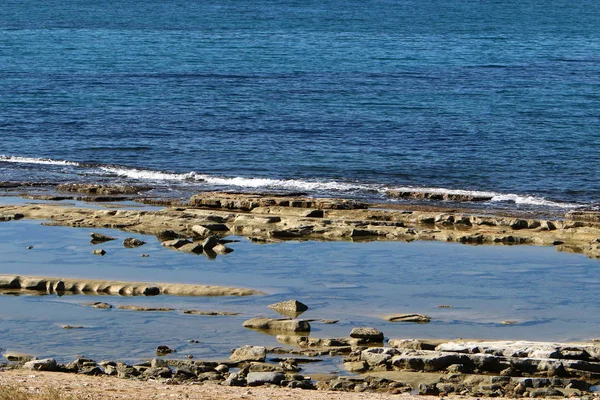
[2,337,600,398]
[2,186,600,397]
[2,187,600,259]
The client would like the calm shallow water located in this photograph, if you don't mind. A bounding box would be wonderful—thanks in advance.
[1,218,599,373]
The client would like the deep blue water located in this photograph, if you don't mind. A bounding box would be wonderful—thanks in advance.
[1,0,599,209]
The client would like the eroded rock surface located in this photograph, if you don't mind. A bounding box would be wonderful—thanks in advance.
[3,191,600,259]
[0,275,264,297]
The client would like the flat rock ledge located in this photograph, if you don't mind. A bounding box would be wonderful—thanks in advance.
[0,275,264,297]
[4,190,600,258]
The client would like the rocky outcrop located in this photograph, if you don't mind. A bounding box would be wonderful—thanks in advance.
[0,275,264,297]
[332,339,600,396]
[3,192,600,258]
[189,192,367,211]
[386,189,494,202]
[56,183,151,195]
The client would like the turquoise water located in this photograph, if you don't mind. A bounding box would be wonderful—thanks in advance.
[1,219,599,369]
[1,0,600,210]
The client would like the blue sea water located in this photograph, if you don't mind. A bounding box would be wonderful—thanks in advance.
[1,0,599,210]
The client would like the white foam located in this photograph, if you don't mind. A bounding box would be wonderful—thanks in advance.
[0,155,80,167]
[102,166,380,192]
[99,166,196,181]
[197,174,378,192]
[386,185,581,209]
[2,155,582,210]
[490,194,581,209]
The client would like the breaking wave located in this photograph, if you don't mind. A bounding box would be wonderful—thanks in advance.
[0,155,583,209]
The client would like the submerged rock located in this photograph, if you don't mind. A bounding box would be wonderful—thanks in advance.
[243,317,311,333]
[384,313,431,323]
[3,352,35,362]
[123,238,146,248]
[90,232,116,243]
[156,345,176,356]
[84,302,113,309]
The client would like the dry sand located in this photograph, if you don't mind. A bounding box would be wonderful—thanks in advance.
[0,369,513,400]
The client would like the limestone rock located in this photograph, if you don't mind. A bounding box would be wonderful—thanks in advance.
[213,243,234,254]
[156,345,176,356]
[3,352,34,362]
[90,232,116,243]
[23,358,58,371]
[230,346,267,362]
[344,361,368,372]
[123,238,146,248]
[183,310,239,316]
[117,305,175,312]
[57,184,150,195]
[161,239,191,248]
[191,225,212,237]
[268,300,309,317]
[384,313,431,323]
[243,317,311,333]
[349,327,384,342]
[202,236,220,251]
[85,302,112,309]
[178,242,204,254]
[246,371,285,386]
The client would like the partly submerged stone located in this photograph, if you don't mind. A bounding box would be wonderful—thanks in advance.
[349,327,384,342]
[3,352,35,362]
[84,302,113,309]
[123,238,146,248]
[243,317,311,333]
[268,300,309,317]
[384,313,431,323]
[156,345,176,356]
[183,310,239,316]
[161,238,191,249]
[90,232,116,243]
[116,305,175,312]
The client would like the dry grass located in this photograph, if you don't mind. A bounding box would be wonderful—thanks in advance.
[0,386,79,400]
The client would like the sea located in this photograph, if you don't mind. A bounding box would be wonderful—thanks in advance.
[1,0,600,212]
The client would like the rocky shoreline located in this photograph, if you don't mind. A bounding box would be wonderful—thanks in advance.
[3,334,600,397]
[2,186,600,259]
[2,186,600,397]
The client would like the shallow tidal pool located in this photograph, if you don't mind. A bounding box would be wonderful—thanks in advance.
[1,218,599,374]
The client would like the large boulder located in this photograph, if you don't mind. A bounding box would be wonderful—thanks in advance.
[246,372,285,386]
[23,358,58,371]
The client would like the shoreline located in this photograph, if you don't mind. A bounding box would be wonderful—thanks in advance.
[1,188,600,259]
[2,186,600,397]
